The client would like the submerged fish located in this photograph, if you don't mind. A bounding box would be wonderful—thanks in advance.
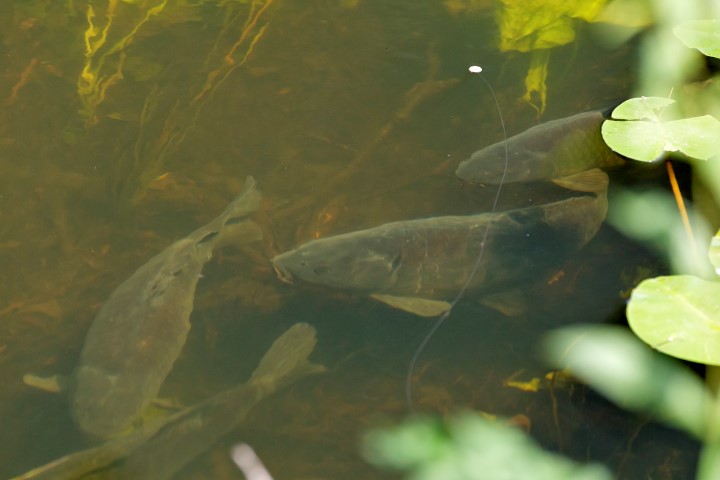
[11,323,324,480]
[72,177,263,438]
[272,170,609,317]
[115,322,325,480]
[455,110,624,185]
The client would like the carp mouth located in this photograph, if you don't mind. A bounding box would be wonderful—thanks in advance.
[272,262,294,284]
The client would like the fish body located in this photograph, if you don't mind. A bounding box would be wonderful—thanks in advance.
[116,322,325,480]
[72,177,262,438]
[272,171,608,316]
[10,323,323,480]
[455,110,624,185]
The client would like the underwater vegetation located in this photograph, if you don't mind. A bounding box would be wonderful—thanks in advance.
[70,0,280,208]
[367,1,720,479]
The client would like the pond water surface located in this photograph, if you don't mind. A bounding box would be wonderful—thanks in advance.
[0,1,699,479]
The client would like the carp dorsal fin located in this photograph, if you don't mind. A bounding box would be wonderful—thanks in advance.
[371,294,452,317]
[552,168,609,193]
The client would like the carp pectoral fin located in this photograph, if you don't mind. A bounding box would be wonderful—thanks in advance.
[370,294,452,317]
[23,373,65,393]
[478,291,526,316]
[552,168,609,193]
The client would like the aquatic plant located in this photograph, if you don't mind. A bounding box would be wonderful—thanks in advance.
[597,11,720,364]
[543,323,720,478]
[78,0,171,124]
[447,0,645,115]
[73,0,279,209]
[365,2,720,479]
[549,5,720,479]
[601,96,720,162]
[494,0,610,115]
[536,7,720,480]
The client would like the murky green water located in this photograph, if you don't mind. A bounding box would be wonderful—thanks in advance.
[0,1,699,479]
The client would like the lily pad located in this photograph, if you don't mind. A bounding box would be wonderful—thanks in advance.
[674,19,720,60]
[711,230,720,275]
[601,120,666,161]
[602,114,720,161]
[543,324,712,439]
[627,275,720,365]
[610,96,675,121]
[662,116,720,160]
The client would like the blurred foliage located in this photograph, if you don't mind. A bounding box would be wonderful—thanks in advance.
[599,2,720,363]
[608,187,713,275]
[543,323,720,479]
[543,325,713,441]
[674,19,720,59]
[367,2,720,479]
[600,18,720,165]
[364,414,612,480]
[711,233,720,272]
[551,3,720,478]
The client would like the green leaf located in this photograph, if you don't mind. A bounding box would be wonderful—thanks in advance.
[363,418,451,470]
[602,112,720,162]
[601,119,666,161]
[698,441,720,480]
[610,96,675,121]
[711,230,720,276]
[496,0,608,52]
[364,413,612,480]
[662,115,720,160]
[628,275,720,365]
[674,19,720,60]
[543,325,712,439]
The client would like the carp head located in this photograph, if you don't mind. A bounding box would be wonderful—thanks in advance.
[271,234,399,292]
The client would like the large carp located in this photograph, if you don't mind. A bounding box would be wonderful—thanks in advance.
[455,110,624,185]
[272,170,608,317]
[11,323,324,480]
[72,177,262,438]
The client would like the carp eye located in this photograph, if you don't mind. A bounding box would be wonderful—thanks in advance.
[313,265,329,276]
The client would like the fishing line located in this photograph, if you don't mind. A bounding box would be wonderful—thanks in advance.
[405,65,510,409]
